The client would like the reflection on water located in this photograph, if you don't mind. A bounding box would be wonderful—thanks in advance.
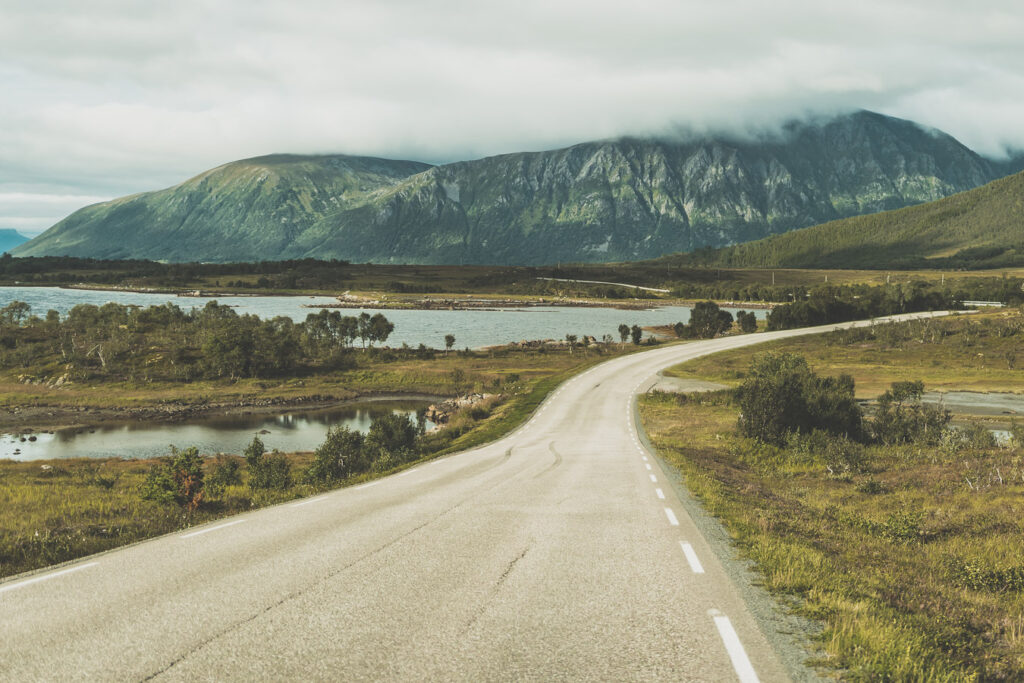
[1,402,432,462]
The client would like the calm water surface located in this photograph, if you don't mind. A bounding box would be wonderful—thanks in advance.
[2,402,432,462]
[0,286,766,349]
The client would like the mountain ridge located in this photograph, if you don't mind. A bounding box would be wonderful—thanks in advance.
[14,111,1020,265]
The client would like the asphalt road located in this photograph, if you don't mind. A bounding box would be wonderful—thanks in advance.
[0,312,951,682]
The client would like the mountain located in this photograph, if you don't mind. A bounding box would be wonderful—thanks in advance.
[689,169,1024,270]
[14,111,1018,264]
[13,154,432,261]
[0,229,28,253]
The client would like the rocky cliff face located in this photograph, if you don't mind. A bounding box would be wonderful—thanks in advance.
[14,111,1014,264]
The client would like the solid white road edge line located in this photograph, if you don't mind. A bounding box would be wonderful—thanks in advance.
[181,519,246,538]
[710,610,759,683]
[664,508,679,526]
[0,562,99,594]
[290,496,326,507]
[680,542,705,574]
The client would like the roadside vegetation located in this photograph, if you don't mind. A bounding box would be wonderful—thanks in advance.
[641,310,1024,680]
[0,299,655,579]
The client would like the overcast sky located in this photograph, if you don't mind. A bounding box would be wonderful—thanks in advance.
[3,0,1024,236]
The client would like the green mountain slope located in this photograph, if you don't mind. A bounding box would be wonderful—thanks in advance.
[702,169,1024,269]
[14,154,432,261]
[14,111,1018,264]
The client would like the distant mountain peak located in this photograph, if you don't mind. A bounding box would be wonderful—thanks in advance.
[13,111,1017,265]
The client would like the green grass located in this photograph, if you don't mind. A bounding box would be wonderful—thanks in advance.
[639,311,1024,679]
[665,310,1024,397]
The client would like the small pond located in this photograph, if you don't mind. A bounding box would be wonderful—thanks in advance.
[1,401,432,462]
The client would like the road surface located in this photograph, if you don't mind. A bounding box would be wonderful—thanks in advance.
[0,312,951,681]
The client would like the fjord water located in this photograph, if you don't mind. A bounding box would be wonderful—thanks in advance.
[2,402,432,462]
[0,286,766,348]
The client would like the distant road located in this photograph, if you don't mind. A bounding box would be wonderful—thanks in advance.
[536,276,670,293]
[0,312,952,681]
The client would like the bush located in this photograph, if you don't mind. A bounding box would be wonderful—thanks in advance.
[306,426,366,484]
[245,436,292,490]
[365,412,419,463]
[206,456,242,497]
[141,446,205,511]
[689,301,734,338]
[871,381,950,445]
[737,353,863,444]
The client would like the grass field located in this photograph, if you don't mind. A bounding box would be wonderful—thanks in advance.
[665,310,1024,397]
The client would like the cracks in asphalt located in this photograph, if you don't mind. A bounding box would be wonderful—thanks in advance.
[142,447,518,681]
[458,546,531,636]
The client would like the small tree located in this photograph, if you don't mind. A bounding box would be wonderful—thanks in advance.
[366,413,419,464]
[565,334,578,355]
[444,334,455,356]
[630,325,643,345]
[450,367,467,395]
[736,310,758,333]
[871,381,950,445]
[690,301,734,338]
[141,446,205,512]
[307,426,366,484]
[618,323,630,344]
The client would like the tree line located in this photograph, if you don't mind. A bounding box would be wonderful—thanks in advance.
[0,300,394,381]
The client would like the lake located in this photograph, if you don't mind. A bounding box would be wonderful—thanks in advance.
[0,286,767,349]
[2,401,432,462]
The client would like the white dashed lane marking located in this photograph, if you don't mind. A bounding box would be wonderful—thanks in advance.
[664,508,679,526]
[680,542,705,574]
[710,610,759,682]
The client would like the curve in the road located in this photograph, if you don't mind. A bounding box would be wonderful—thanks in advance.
[0,312,955,682]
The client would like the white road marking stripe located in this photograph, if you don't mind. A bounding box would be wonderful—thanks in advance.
[290,496,325,507]
[181,519,246,538]
[680,542,705,573]
[645,463,652,470]
[398,469,417,477]
[664,508,679,526]
[649,474,657,483]
[655,488,665,499]
[355,481,380,490]
[711,612,759,682]
[642,456,648,461]
[0,562,99,594]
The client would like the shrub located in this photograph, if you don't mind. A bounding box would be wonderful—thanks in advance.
[737,353,863,444]
[245,436,293,490]
[689,301,734,338]
[206,456,242,497]
[871,381,950,445]
[141,446,205,511]
[365,412,419,463]
[306,426,366,484]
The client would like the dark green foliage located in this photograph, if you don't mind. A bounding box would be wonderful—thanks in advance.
[206,456,242,497]
[365,413,419,461]
[630,325,642,345]
[618,324,630,343]
[688,300,734,338]
[766,283,963,331]
[141,446,205,511]
[737,353,862,444]
[0,300,391,381]
[306,427,366,484]
[871,381,951,445]
[243,436,291,490]
[736,310,758,333]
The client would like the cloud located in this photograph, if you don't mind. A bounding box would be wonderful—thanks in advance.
[3,0,1024,234]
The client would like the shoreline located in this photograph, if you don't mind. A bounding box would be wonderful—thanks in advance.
[2,391,447,436]
[1,283,778,311]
